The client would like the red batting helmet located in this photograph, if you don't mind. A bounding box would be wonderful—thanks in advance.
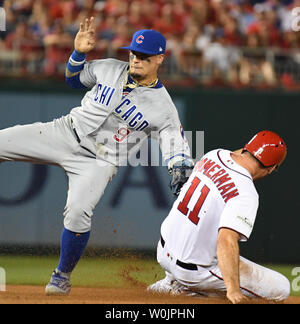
[244,130,287,167]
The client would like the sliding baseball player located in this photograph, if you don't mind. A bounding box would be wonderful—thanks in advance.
[148,131,290,303]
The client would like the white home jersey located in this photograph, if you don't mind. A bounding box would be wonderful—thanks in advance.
[69,58,190,165]
[160,149,259,268]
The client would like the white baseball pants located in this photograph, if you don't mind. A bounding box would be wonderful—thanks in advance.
[0,115,118,233]
[156,239,290,301]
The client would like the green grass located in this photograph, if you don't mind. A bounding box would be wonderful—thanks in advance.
[0,255,165,288]
[0,256,299,296]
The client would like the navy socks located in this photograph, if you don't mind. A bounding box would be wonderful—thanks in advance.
[57,228,90,274]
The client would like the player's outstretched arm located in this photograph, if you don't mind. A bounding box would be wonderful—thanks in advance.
[65,17,96,88]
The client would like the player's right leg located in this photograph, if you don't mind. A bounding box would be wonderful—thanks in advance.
[0,116,78,165]
[147,238,191,296]
[0,116,89,296]
[147,272,180,295]
[45,157,118,295]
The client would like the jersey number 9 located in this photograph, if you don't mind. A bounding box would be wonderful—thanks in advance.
[113,127,131,143]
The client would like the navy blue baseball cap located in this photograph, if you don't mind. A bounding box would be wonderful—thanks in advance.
[121,29,166,55]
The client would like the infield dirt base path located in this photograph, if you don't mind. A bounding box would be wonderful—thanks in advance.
[0,285,299,304]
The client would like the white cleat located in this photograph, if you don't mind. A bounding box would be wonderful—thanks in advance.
[45,269,71,296]
[147,277,181,295]
[147,277,206,297]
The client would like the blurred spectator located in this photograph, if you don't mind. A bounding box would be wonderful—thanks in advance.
[239,56,277,87]
[229,1,256,34]
[104,0,128,17]
[223,15,243,46]
[202,28,241,84]
[98,15,117,45]
[195,25,212,52]
[247,3,280,47]
[153,3,184,37]
[4,20,44,74]
[189,0,211,27]
[281,30,300,48]
[28,0,52,39]
[171,0,189,32]
[0,0,300,90]
[110,17,131,58]
[240,27,277,86]
[127,0,147,31]
[9,0,33,18]
[177,30,202,76]
[43,19,73,76]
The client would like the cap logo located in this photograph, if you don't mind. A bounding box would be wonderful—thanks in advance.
[253,143,277,158]
[136,35,144,44]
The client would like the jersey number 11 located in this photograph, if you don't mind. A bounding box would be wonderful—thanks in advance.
[177,177,210,225]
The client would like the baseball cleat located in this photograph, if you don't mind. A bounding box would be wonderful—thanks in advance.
[147,278,207,298]
[45,269,71,295]
[147,277,181,295]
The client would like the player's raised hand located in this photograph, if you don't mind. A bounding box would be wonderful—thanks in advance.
[74,17,96,54]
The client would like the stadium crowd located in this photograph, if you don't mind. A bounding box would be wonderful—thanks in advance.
[1,0,300,89]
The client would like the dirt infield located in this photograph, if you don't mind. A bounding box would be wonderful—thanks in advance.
[0,285,299,304]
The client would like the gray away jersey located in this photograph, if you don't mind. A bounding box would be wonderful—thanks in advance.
[70,58,191,166]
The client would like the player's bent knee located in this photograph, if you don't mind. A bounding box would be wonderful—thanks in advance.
[63,204,93,233]
[276,275,290,301]
[270,273,290,301]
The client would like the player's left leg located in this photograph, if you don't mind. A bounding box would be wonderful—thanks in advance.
[45,156,118,295]
[206,256,290,301]
[147,240,179,294]
[238,256,290,301]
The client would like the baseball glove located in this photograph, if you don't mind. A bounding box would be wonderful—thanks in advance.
[168,158,194,196]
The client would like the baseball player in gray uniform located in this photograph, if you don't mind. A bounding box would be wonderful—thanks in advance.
[0,17,193,295]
